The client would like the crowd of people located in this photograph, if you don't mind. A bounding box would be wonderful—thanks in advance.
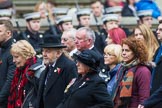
[0,0,162,108]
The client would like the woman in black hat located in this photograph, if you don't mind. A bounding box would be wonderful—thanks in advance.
[57,49,114,108]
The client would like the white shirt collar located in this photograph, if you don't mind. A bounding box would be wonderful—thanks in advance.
[69,48,78,57]
[89,45,94,50]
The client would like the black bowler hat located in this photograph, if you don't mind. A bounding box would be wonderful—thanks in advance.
[73,49,100,72]
[40,35,67,48]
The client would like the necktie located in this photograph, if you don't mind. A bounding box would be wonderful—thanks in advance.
[45,66,53,85]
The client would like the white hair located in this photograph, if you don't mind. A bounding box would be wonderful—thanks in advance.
[77,27,96,43]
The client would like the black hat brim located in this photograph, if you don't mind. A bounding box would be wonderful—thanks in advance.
[40,43,67,48]
[73,53,98,72]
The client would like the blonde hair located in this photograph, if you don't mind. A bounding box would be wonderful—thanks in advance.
[104,44,122,63]
[134,24,159,61]
[11,40,36,59]
[34,1,55,22]
[34,1,46,12]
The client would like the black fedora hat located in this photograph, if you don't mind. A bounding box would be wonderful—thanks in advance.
[73,49,100,72]
[40,35,67,48]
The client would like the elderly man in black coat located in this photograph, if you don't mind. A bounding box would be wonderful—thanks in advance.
[36,35,78,108]
[0,20,16,108]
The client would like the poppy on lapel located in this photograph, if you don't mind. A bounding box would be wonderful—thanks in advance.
[0,60,2,64]
[54,67,61,74]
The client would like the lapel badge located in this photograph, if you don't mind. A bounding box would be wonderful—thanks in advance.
[86,78,90,81]
[39,34,43,38]
[54,67,61,74]
[79,81,86,88]
[54,69,57,73]
[64,78,76,93]
[27,35,30,38]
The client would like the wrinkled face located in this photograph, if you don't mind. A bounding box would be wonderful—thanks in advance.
[122,44,135,64]
[157,23,162,42]
[61,32,75,52]
[27,19,41,32]
[12,53,27,68]
[104,52,117,65]
[105,34,113,45]
[0,24,10,44]
[141,16,153,28]
[134,28,144,41]
[105,21,118,30]
[91,1,103,17]
[76,61,89,75]
[75,30,90,51]
[79,15,90,27]
[42,48,57,65]
[62,22,73,31]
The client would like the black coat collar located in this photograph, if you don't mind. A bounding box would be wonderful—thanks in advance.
[1,38,13,53]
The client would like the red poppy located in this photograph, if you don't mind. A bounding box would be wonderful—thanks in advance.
[57,68,61,74]
[0,60,2,64]
[16,99,22,107]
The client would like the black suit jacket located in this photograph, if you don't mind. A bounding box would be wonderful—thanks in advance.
[37,54,77,108]
[91,47,105,68]
[143,85,162,108]
[121,4,135,17]
[57,72,114,108]
[94,32,106,55]
[0,38,16,106]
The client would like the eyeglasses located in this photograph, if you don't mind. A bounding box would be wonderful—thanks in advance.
[104,53,116,57]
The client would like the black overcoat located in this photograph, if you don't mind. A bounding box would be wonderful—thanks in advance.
[0,38,16,107]
[37,54,78,108]
[57,72,114,108]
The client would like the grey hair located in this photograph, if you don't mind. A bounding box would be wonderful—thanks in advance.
[77,27,96,43]
[64,28,77,40]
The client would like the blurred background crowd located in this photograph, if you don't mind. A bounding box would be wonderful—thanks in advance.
[0,0,162,108]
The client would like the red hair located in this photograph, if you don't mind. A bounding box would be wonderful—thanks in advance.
[108,28,127,44]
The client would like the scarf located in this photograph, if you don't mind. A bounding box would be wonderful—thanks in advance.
[114,59,139,107]
[8,57,37,108]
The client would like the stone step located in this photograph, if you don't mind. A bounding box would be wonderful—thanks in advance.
[11,17,158,31]
[13,0,94,17]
